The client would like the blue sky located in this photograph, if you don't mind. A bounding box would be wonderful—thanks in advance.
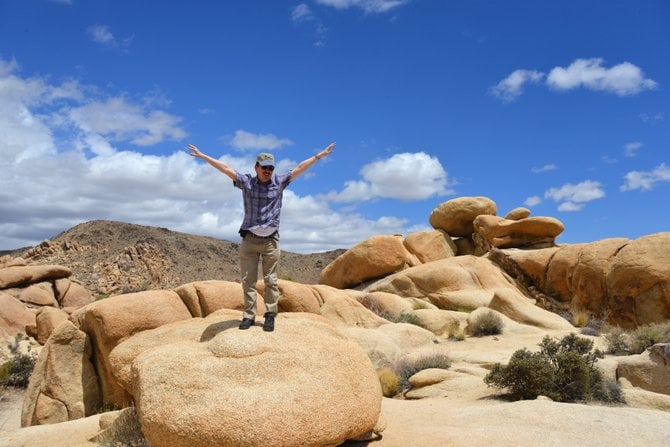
[1,0,668,253]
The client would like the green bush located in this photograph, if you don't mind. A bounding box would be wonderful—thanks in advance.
[469,311,504,336]
[0,352,37,388]
[484,333,623,403]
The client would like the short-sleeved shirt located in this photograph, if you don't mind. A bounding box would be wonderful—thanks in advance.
[234,172,292,234]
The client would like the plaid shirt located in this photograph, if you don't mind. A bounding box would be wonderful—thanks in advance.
[234,172,292,232]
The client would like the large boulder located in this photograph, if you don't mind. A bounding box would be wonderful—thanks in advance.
[429,196,497,237]
[488,288,574,330]
[320,235,417,289]
[173,280,246,317]
[70,290,192,407]
[501,232,670,327]
[34,307,69,345]
[616,343,670,395]
[607,233,670,327]
[21,320,100,427]
[473,215,564,248]
[0,265,71,289]
[0,292,36,337]
[126,310,382,447]
[403,229,457,264]
[54,279,93,310]
[365,256,522,311]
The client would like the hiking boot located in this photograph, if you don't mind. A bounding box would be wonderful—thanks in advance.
[262,312,276,332]
[239,318,254,330]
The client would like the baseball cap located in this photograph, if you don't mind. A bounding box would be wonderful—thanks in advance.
[256,153,275,167]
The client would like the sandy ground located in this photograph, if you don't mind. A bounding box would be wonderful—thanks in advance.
[0,387,23,433]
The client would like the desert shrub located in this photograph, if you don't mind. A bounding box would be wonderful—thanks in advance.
[447,321,465,341]
[469,311,504,336]
[377,367,401,397]
[485,333,623,403]
[391,350,451,391]
[604,322,670,355]
[0,352,36,388]
[1,335,37,388]
[629,322,670,354]
[571,310,590,328]
[386,312,421,326]
[96,407,150,447]
[603,325,630,355]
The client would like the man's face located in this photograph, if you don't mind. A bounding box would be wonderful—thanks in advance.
[255,164,274,183]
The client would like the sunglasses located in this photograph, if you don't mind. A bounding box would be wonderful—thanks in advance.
[260,165,274,171]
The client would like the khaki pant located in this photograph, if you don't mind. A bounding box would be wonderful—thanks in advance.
[239,232,280,319]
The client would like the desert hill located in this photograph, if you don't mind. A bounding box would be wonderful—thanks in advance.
[11,220,344,297]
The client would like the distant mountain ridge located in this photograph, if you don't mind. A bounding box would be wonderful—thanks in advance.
[12,220,344,297]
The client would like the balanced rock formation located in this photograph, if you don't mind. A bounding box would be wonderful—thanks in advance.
[429,196,497,237]
[473,214,564,249]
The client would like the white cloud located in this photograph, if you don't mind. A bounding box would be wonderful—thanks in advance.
[620,163,670,191]
[291,3,314,22]
[639,112,664,125]
[87,24,115,45]
[489,69,544,102]
[544,180,605,211]
[68,97,186,147]
[316,0,409,13]
[229,130,293,151]
[524,196,542,207]
[546,58,657,96]
[0,57,422,253]
[531,163,558,173]
[624,141,643,158]
[87,24,133,50]
[326,152,451,202]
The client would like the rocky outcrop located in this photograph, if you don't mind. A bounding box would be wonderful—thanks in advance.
[500,233,670,327]
[0,265,72,289]
[122,309,383,447]
[403,229,457,264]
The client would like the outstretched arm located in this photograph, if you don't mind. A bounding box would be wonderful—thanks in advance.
[187,144,237,181]
[290,141,335,181]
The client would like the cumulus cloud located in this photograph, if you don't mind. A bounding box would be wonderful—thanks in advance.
[69,98,186,147]
[0,58,420,252]
[544,180,605,212]
[531,163,558,173]
[489,69,544,102]
[87,24,133,50]
[291,3,314,22]
[229,130,293,151]
[524,195,542,207]
[620,163,670,191]
[326,152,451,202]
[546,58,657,96]
[623,141,643,158]
[492,58,656,101]
[316,0,409,13]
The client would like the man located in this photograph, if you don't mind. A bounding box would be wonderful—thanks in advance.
[187,141,335,331]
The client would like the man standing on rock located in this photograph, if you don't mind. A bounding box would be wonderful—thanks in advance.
[187,142,335,331]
